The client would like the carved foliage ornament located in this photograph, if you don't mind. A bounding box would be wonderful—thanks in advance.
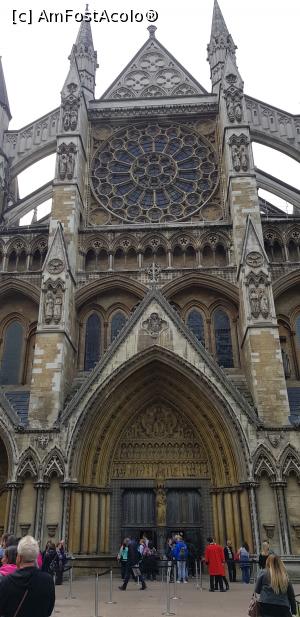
[142,312,168,338]
[57,142,77,180]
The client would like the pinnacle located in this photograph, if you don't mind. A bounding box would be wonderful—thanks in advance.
[0,57,11,119]
[211,0,230,37]
[75,18,94,51]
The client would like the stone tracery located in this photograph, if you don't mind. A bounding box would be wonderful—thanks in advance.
[90,122,219,224]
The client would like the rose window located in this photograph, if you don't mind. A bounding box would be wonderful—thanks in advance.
[90,123,219,223]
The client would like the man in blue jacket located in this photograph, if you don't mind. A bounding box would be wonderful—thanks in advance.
[172,535,188,583]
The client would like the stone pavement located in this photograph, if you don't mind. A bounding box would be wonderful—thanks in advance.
[53,574,300,617]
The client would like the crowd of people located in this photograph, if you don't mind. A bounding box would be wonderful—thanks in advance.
[116,533,297,615]
[0,529,296,616]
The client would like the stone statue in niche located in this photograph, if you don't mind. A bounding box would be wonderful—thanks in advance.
[229,134,249,172]
[232,145,241,171]
[226,96,235,122]
[58,153,68,180]
[249,287,260,318]
[259,290,269,318]
[234,100,243,122]
[281,349,291,379]
[63,110,71,131]
[66,152,75,179]
[240,145,249,171]
[44,291,55,323]
[57,143,77,180]
[156,486,167,526]
[53,295,63,324]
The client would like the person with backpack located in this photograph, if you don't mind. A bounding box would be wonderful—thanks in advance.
[172,535,188,583]
[0,535,55,617]
[119,537,146,591]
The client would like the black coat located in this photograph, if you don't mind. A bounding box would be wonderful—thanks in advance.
[0,566,55,617]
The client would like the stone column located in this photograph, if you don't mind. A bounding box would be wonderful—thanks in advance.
[271,481,291,555]
[34,481,48,541]
[6,482,22,534]
[241,482,260,553]
[60,482,76,548]
[211,490,219,543]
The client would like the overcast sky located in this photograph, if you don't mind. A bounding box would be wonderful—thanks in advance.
[0,0,299,217]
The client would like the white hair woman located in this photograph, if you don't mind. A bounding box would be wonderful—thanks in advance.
[0,535,55,617]
[255,554,296,617]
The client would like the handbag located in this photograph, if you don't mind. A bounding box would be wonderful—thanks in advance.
[248,593,261,617]
[13,590,28,617]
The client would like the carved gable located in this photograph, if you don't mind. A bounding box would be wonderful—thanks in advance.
[101,30,207,100]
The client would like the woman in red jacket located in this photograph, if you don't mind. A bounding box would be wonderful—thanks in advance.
[205,537,226,592]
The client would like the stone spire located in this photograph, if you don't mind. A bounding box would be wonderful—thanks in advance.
[0,58,11,119]
[207,0,237,92]
[70,6,98,100]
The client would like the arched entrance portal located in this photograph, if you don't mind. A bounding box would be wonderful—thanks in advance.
[68,352,253,555]
[112,403,211,552]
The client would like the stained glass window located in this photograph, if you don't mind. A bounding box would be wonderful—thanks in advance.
[187,310,205,346]
[296,315,300,346]
[214,310,233,368]
[111,312,127,343]
[84,314,101,371]
[0,321,24,384]
[91,122,218,224]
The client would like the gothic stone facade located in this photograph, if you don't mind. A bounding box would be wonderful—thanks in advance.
[0,3,300,557]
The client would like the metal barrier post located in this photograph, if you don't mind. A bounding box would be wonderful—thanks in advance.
[162,564,175,616]
[199,559,203,591]
[65,566,76,599]
[172,562,179,600]
[94,572,99,617]
[195,559,199,590]
[106,567,116,605]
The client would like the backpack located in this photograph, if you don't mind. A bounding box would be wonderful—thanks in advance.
[179,544,187,559]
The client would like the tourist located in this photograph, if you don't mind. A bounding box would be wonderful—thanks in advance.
[119,537,146,591]
[255,554,296,617]
[117,538,129,580]
[54,540,67,586]
[0,546,17,577]
[259,541,273,570]
[224,540,236,582]
[0,534,9,559]
[238,541,251,583]
[172,534,188,583]
[204,537,225,592]
[42,541,58,577]
[0,535,55,617]
[143,541,158,581]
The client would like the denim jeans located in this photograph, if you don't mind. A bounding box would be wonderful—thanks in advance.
[177,560,187,581]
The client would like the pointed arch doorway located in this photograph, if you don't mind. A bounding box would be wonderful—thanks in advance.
[111,403,212,552]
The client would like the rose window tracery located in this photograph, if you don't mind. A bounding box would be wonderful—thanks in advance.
[90,122,219,223]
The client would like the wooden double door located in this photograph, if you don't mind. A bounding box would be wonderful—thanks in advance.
[121,488,202,551]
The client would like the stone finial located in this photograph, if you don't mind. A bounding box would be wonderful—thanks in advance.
[147,25,157,38]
